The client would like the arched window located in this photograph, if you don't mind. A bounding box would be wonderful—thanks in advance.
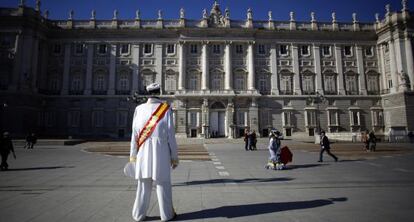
[233,69,247,91]
[70,72,83,93]
[117,70,130,93]
[279,70,293,95]
[93,69,108,94]
[323,70,337,95]
[345,71,358,95]
[165,69,177,92]
[210,69,224,90]
[187,69,200,90]
[301,70,315,94]
[366,71,380,95]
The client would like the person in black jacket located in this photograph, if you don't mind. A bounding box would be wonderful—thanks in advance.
[0,132,16,171]
[318,131,338,162]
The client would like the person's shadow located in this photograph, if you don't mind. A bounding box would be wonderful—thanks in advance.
[175,197,347,220]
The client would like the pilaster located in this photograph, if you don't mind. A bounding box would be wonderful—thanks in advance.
[61,43,71,95]
[247,42,255,91]
[356,45,367,95]
[108,44,117,95]
[292,44,301,94]
[270,43,279,95]
[388,40,399,93]
[313,44,323,94]
[404,37,414,90]
[154,44,163,92]
[178,42,186,91]
[131,44,140,92]
[334,45,346,94]
[224,42,232,90]
[84,43,94,95]
[201,42,209,91]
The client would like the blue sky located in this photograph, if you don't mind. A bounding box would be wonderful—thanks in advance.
[0,0,407,22]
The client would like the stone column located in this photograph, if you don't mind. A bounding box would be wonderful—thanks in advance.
[178,42,186,91]
[84,43,94,95]
[155,44,163,93]
[61,43,71,95]
[131,44,140,92]
[226,99,235,138]
[356,45,367,95]
[10,32,22,91]
[39,41,49,90]
[405,37,414,90]
[31,36,39,92]
[201,99,209,138]
[224,42,232,90]
[334,45,346,94]
[201,42,209,91]
[247,42,255,91]
[20,34,33,91]
[388,40,399,93]
[313,44,323,94]
[108,44,117,95]
[292,44,301,94]
[378,44,387,91]
[176,100,188,138]
[270,43,279,95]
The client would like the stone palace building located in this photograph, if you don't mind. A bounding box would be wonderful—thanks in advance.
[0,0,413,140]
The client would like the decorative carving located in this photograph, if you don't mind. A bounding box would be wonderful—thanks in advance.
[399,70,411,87]
[135,9,140,20]
[209,1,225,26]
[202,8,208,19]
[69,10,74,20]
[375,13,380,23]
[385,4,391,15]
[158,10,163,20]
[113,9,118,20]
[91,10,96,20]
[35,0,41,11]
[331,12,337,23]
[225,7,230,19]
[268,11,273,21]
[247,8,253,20]
[311,12,316,22]
[180,8,185,19]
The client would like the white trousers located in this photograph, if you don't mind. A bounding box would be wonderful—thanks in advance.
[132,178,174,221]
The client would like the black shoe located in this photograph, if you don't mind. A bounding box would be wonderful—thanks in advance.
[335,158,338,162]
[317,160,323,162]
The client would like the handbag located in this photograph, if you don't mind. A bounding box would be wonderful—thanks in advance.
[123,162,136,178]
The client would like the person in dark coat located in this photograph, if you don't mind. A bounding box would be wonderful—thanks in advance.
[243,129,250,151]
[368,131,377,152]
[250,130,257,150]
[0,132,16,171]
[318,131,338,162]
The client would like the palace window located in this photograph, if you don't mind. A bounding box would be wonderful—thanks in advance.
[301,45,310,56]
[258,72,270,94]
[142,70,155,90]
[117,111,128,127]
[324,74,336,94]
[92,110,104,127]
[306,110,317,127]
[345,73,358,95]
[188,71,200,90]
[165,70,177,92]
[365,46,374,57]
[280,74,293,94]
[211,71,223,90]
[53,43,62,54]
[94,74,106,91]
[279,45,289,56]
[212,44,221,54]
[349,110,360,126]
[70,75,82,91]
[118,74,130,91]
[235,44,243,54]
[322,46,331,57]
[98,44,107,55]
[344,46,353,57]
[257,44,266,55]
[236,111,247,126]
[371,110,384,126]
[68,110,80,127]
[302,74,315,94]
[367,73,379,94]
[328,110,339,126]
[120,44,130,54]
[167,44,175,54]
[144,44,153,54]
[188,112,198,128]
[234,70,247,90]
[75,43,84,54]
[190,44,198,54]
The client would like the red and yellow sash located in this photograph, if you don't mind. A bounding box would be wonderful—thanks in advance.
[136,103,170,150]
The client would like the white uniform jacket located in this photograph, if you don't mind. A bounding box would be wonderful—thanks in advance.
[129,98,179,182]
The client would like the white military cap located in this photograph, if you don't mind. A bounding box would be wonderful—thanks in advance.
[146,83,160,92]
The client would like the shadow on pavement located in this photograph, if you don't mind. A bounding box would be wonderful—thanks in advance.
[285,164,324,170]
[176,197,348,220]
[3,166,75,171]
[174,177,293,186]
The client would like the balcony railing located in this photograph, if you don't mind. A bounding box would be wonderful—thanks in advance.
[324,91,337,95]
[367,90,380,95]
[69,90,83,95]
[346,91,359,95]
[92,90,107,95]
[38,89,61,95]
[279,90,293,95]
[116,90,130,95]
[380,89,390,95]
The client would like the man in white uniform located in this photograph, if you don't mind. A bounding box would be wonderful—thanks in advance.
[129,83,179,221]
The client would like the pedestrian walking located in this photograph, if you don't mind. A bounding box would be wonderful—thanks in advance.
[128,83,178,222]
[265,129,281,170]
[318,131,338,162]
[251,130,257,150]
[0,132,16,171]
[408,131,414,143]
[368,131,377,152]
[361,130,369,151]
[25,133,37,149]
[243,129,250,151]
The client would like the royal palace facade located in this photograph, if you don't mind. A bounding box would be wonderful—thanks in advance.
[1,1,414,140]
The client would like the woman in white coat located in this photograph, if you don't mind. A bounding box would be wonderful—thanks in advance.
[129,83,179,221]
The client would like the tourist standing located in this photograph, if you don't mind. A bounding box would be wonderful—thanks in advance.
[368,131,377,152]
[243,129,250,151]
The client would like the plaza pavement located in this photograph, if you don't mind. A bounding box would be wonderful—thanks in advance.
[0,140,414,222]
